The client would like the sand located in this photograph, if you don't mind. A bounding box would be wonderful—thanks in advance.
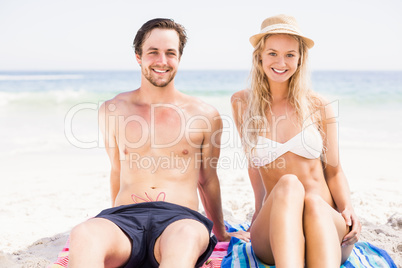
[0,144,401,268]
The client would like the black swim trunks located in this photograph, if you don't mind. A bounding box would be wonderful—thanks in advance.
[95,201,218,268]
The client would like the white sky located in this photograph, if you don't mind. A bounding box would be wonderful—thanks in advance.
[0,0,401,71]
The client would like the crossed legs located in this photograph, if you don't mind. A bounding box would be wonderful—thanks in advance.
[250,174,353,268]
[68,218,210,268]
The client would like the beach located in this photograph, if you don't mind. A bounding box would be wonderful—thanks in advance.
[0,71,401,267]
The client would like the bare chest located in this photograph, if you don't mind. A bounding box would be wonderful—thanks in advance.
[115,104,206,157]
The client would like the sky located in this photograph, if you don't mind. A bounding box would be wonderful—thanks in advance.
[0,0,401,71]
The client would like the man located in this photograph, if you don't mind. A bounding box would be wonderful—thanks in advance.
[68,18,248,268]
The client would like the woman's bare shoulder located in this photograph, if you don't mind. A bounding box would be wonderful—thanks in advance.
[231,89,249,103]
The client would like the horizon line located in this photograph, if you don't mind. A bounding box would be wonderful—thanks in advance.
[0,69,401,73]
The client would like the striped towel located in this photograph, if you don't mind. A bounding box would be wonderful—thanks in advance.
[201,242,230,268]
[50,223,396,268]
[222,223,397,268]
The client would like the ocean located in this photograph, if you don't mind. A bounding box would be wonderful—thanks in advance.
[0,70,401,158]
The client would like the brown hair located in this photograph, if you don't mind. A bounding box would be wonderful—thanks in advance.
[133,18,187,57]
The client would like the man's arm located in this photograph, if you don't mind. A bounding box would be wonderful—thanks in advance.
[99,101,121,207]
[198,107,249,242]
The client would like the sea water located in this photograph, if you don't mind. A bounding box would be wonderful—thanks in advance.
[0,70,401,158]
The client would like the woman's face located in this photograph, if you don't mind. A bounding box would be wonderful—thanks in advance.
[260,34,300,86]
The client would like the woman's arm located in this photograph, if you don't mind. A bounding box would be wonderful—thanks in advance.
[248,166,265,227]
[321,100,361,246]
[231,90,265,227]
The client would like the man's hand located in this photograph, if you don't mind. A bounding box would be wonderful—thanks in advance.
[227,230,250,242]
[341,209,361,247]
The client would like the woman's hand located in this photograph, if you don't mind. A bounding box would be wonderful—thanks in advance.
[341,209,362,247]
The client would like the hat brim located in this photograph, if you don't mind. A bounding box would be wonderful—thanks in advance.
[249,29,314,49]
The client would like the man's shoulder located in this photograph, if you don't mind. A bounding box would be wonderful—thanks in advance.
[181,94,220,118]
[100,90,138,113]
[109,90,136,104]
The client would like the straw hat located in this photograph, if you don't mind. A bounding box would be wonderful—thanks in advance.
[249,14,314,49]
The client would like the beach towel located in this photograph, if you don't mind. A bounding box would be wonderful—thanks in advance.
[49,238,227,268]
[222,223,397,268]
[50,223,397,268]
[50,238,69,268]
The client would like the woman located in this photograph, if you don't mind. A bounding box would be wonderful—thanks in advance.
[231,14,361,267]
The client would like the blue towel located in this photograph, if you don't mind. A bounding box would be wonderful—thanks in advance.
[222,223,396,268]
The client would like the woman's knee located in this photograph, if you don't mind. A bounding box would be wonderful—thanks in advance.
[273,174,305,200]
[304,194,326,217]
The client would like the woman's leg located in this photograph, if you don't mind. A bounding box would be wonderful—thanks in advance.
[303,194,354,268]
[251,174,305,267]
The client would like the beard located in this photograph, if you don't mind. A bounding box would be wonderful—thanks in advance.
[142,65,177,88]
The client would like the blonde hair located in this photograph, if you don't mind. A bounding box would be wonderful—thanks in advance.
[241,34,323,155]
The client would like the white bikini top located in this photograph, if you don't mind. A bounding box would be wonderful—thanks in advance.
[252,124,323,167]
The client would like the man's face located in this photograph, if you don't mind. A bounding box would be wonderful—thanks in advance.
[137,28,180,88]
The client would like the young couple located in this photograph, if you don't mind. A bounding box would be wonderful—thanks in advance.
[67,15,361,268]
